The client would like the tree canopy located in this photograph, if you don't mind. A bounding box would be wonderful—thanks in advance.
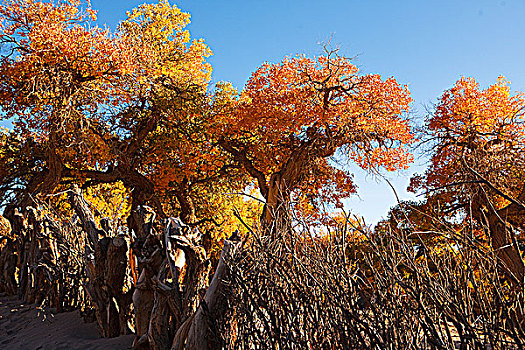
[411,76,525,283]
[217,52,414,224]
[0,0,247,234]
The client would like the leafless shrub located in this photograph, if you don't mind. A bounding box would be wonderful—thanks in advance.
[222,210,525,349]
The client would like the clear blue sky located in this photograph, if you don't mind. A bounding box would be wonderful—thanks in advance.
[90,0,525,224]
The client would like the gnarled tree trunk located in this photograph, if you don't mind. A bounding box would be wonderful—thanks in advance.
[0,213,16,295]
[69,186,132,337]
[21,208,59,306]
[133,217,210,350]
[131,215,239,350]
[261,172,293,231]
[182,239,241,350]
[488,213,524,284]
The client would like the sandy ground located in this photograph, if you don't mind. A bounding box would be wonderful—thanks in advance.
[0,296,135,350]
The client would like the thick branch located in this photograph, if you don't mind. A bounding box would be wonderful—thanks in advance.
[68,185,100,248]
[177,238,241,350]
[218,138,269,198]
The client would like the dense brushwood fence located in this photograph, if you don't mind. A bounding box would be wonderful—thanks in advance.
[1,193,525,349]
[0,187,240,349]
[220,215,525,349]
[0,204,87,312]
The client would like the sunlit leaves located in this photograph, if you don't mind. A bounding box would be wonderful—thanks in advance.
[218,52,414,221]
[118,0,211,102]
[413,77,525,211]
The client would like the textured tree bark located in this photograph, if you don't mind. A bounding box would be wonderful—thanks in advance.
[487,213,525,285]
[176,239,241,350]
[132,244,164,348]
[3,207,25,297]
[220,136,320,232]
[0,237,17,295]
[0,212,16,295]
[69,186,132,337]
[132,217,218,350]
[148,290,172,350]
[23,208,59,306]
[133,269,155,346]
[173,185,197,225]
[18,208,53,304]
[261,172,291,230]
[37,136,63,195]
[20,131,64,209]
[131,206,165,348]
[0,207,64,309]
[471,193,525,288]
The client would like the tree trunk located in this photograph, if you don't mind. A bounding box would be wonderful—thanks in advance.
[0,206,66,309]
[22,208,60,306]
[177,239,241,350]
[133,217,231,350]
[134,217,208,349]
[0,213,16,295]
[69,186,132,337]
[0,238,17,295]
[148,290,172,350]
[472,193,525,287]
[488,212,525,285]
[21,132,63,209]
[132,235,164,347]
[260,146,313,230]
[261,172,293,233]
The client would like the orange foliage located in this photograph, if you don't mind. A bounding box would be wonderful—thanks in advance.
[0,0,130,126]
[0,1,417,234]
[217,51,414,221]
[0,0,244,229]
[230,54,414,173]
[411,77,525,211]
